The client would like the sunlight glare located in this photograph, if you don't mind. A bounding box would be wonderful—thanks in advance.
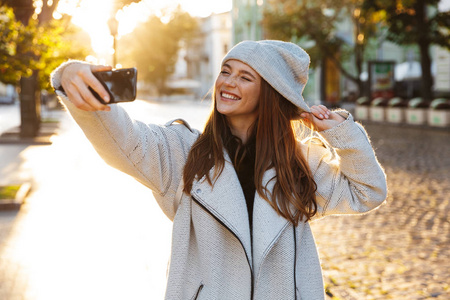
[52,10,62,19]
[69,0,113,55]
[116,2,150,36]
[56,0,232,62]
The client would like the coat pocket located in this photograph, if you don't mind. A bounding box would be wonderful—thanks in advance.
[190,282,204,300]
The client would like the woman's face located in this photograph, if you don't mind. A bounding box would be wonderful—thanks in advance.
[215,59,261,126]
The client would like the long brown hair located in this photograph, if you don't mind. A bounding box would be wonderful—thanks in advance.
[183,79,317,225]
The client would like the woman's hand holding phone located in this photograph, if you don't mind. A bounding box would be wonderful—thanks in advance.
[60,63,112,112]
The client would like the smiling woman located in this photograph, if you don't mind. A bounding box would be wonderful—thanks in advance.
[215,60,262,142]
[50,36,387,299]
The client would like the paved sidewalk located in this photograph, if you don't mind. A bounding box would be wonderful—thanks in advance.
[314,123,450,299]
[0,111,173,300]
[0,101,448,299]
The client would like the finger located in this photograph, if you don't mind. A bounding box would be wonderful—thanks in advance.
[310,107,326,120]
[300,112,312,122]
[91,65,112,72]
[65,84,97,111]
[73,77,110,111]
[312,105,331,119]
[301,112,324,131]
[79,67,111,104]
[317,105,331,118]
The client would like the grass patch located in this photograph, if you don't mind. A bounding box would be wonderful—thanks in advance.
[41,118,59,123]
[0,185,21,199]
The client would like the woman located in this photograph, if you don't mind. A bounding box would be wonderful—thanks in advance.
[51,40,387,299]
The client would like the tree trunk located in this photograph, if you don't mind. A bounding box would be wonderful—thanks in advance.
[355,42,364,98]
[38,0,59,23]
[318,57,326,102]
[7,0,60,137]
[20,71,41,138]
[416,1,433,102]
[418,41,433,102]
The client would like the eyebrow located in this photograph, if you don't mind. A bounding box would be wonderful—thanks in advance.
[223,63,257,80]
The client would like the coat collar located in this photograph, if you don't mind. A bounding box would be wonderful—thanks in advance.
[191,152,291,273]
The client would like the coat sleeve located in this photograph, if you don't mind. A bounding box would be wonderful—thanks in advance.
[304,112,388,219]
[50,62,200,220]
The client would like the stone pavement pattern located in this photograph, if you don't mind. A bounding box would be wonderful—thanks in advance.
[0,101,210,300]
[1,100,449,299]
[313,124,450,299]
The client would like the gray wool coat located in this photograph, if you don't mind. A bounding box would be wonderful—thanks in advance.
[52,66,387,300]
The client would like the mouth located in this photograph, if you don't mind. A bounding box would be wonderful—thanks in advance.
[220,91,241,101]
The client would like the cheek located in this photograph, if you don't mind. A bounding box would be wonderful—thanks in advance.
[215,76,224,88]
[214,80,221,99]
[248,90,260,110]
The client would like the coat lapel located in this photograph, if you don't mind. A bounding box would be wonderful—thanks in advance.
[252,167,291,277]
[190,154,294,275]
[191,152,253,269]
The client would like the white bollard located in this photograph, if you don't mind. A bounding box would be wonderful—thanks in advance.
[387,107,405,123]
[428,110,450,127]
[406,108,428,125]
[355,105,369,120]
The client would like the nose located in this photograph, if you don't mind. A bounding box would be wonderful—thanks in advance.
[224,75,237,87]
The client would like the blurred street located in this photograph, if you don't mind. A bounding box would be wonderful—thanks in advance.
[312,122,450,299]
[0,99,211,300]
[0,99,449,299]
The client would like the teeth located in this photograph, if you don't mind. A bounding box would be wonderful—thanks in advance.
[222,92,240,100]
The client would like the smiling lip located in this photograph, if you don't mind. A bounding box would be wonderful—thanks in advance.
[220,91,241,101]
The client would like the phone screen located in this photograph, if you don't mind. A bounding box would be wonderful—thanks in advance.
[90,68,137,104]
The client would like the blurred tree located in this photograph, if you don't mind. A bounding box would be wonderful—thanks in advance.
[263,0,377,99]
[122,6,198,95]
[0,0,138,138]
[0,6,89,90]
[0,6,27,84]
[363,0,450,101]
[0,0,87,137]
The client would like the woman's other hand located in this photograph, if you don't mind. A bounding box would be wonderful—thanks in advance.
[60,63,112,112]
[300,105,346,131]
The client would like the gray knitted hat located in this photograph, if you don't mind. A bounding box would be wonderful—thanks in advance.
[222,40,311,112]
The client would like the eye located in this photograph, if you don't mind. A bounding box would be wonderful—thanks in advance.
[220,70,230,75]
[241,76,251,82]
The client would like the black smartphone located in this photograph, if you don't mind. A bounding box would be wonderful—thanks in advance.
[89,67,137,104]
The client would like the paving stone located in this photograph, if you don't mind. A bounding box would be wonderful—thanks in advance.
[315,123,450,299]
[0,103,448,299]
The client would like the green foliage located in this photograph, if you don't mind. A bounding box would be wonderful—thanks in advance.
[0,6,89,90]
[0,6,33,84]
[0,185,20,199]
[263,0,377,89]
[121,6,198,94]
[363,0,450,49]
[363,0,450,100]
[263,0,345,67]
[37,18,90,90]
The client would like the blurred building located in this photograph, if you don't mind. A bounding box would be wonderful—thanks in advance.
[0,83,17,104]
[231,0,449,102]
[434,47,450,97]
[184,11,233,99]
[231,0,265,44]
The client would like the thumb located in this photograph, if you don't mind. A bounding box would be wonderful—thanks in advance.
[301,112,313,122]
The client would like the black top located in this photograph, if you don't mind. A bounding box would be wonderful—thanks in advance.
[225,134,257,233]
